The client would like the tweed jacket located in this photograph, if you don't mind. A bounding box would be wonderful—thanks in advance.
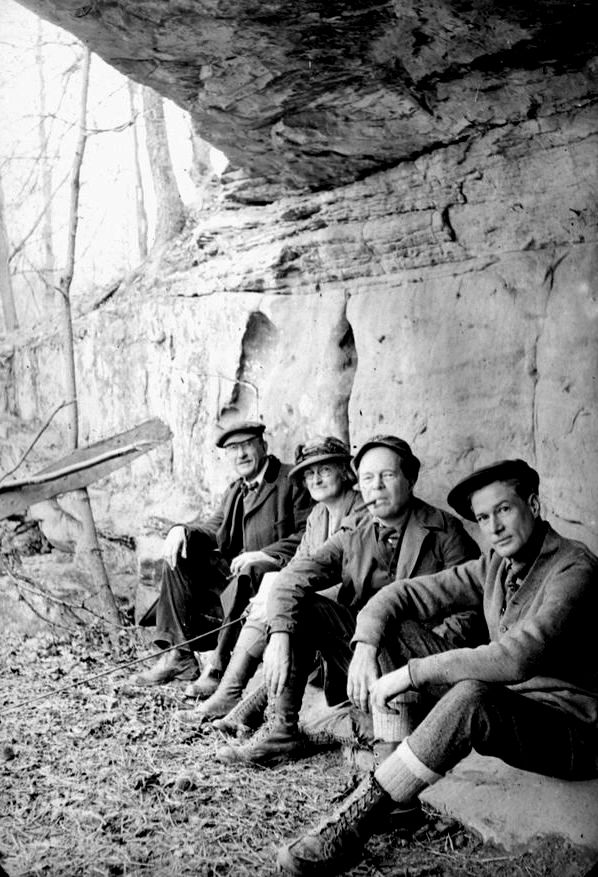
[353,522,598,727]
[186,455,312,566]
[267,496,480,634]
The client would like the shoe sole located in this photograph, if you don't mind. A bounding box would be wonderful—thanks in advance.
[276,843,351,876]
[216,746,309,767]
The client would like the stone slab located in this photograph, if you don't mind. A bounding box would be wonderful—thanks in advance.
[421,754,598,854]
[303,691,598,857]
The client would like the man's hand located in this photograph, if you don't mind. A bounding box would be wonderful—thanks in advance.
[162,526,187,570]
[369,665,413,712]
[347,642,379,713]
[229,550,274,576]
[263,632,291,698]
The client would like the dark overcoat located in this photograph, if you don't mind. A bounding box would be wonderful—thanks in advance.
[187,454,312,565]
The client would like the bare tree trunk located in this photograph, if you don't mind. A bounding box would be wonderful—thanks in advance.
[0,171,18,332]
[36,18,55,310]
[58,48,121,631]
[128,81,148,260]
[142,86,185,248]
[189,116,213,182]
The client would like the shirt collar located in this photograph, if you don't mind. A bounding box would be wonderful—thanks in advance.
[506,519,547,579]
[243,457,268,490]
[372,504,411,534]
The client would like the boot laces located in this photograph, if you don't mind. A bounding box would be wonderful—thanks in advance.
[226,683,267,724]
[314,783,381,856]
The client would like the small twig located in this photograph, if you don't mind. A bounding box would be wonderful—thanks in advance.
[14,588,77,633]
[1,561,129,630]
[0,400,74,485]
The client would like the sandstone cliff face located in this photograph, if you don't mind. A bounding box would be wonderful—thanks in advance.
[2,0,596,553]
[3,98,596,550]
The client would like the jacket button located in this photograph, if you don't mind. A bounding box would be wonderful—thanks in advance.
[499,624,507,633]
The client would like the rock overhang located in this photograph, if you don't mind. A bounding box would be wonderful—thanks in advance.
[13,0,598,190]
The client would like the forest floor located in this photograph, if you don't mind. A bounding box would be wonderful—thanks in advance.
[0,594,596,876]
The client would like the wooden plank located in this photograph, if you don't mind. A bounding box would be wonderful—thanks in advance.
[0,418,172,519]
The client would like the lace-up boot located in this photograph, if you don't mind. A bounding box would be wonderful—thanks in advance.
[215,716,308,766]
[276,775,393,875]
[212,682,268,737]
[177,648,261,726]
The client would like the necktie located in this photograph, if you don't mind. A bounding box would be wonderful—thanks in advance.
[241,480,259,497]
[377,525,400,573]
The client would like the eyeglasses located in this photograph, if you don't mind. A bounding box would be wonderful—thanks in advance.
[303,464,336,482]
[224,438,259,455]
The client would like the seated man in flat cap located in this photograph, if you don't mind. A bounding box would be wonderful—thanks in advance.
[275,459,598,877]
[216,434,482,766]
[131,421,312,690]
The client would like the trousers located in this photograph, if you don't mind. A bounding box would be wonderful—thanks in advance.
[390,620,598,781]
[149,529,279,669]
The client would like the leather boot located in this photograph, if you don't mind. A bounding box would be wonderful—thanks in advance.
[175,649,261,727]
[276,775,393,876]
[183,663,222,699]
[215,717,309,766]
[129,648,198,686]
[212,681,268,737]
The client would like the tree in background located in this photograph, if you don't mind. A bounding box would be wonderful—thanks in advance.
[36,16,55,311]
[142,85,186,249]
[128,81,148,260]
[0,169,18,332]
[57,46,121,631]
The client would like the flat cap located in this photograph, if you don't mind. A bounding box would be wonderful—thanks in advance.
[447,459,540,521]
[215,421,266,448]
[352,434,420,479]
[289,436,351,479]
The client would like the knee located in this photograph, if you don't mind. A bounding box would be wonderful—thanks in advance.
[445,679,493,711]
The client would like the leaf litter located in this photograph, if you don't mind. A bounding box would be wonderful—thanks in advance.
[0,627,595,877]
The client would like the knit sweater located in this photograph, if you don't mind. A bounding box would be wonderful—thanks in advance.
[353,522,598,727]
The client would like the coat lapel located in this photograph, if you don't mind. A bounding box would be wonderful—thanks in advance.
[243,456,277,519]
[394,510,427,580]
[393,499,445,580]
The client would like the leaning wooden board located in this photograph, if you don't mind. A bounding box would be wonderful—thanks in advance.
[0,418,172,519]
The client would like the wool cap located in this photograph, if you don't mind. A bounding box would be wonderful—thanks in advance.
[289,436,352,479]
[447,459,540,521]
[352,434,420,481]
[216,421,266,449]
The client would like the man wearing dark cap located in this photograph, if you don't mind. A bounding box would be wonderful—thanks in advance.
[131,421,312,688]
[276,459,598,877]
[217,434,481,765]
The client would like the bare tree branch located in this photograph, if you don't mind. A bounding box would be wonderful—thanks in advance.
[8,168,70,264]
[0,401,75,485]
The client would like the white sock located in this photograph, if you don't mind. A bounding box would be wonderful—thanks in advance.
[374,738,442,802]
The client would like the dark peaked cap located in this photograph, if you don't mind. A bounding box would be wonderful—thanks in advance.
[215,421,266,448]
[352,434,420,478]
[447,459,540,521]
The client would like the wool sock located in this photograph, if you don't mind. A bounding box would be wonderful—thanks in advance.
[374,737,442,802]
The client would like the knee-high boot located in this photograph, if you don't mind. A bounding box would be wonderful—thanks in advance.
[177,623,266,725]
